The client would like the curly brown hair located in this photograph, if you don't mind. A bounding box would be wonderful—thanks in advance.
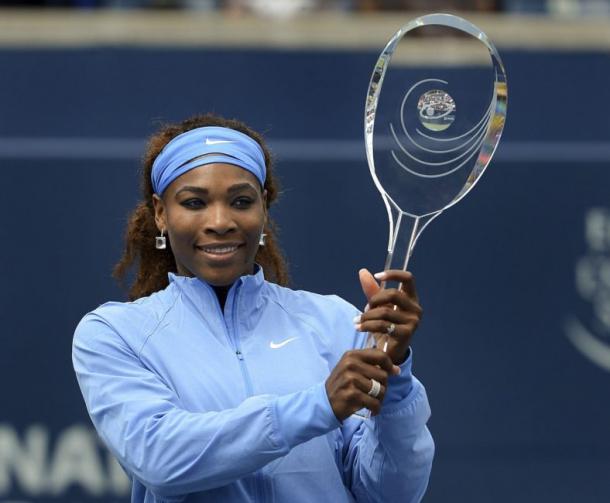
[114,114,289,300]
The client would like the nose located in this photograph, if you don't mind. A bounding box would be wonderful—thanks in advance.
[205,202,237,236]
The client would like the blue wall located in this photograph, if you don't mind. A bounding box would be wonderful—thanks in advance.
[1,46,609,502]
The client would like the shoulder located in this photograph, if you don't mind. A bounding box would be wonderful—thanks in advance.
[263,281,360,320]
[73,284,181,354]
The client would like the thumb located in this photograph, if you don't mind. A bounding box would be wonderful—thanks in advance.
[359,268,380,305]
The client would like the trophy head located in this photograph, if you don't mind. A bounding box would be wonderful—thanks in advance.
[364,14,507,221]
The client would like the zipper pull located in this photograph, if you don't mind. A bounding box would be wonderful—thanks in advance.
[235,350,244,361]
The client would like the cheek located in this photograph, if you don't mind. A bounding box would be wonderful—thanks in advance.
[166,211,199,242]
[246,212,265,236]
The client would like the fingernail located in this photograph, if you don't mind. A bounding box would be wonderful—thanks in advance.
[352,315,361,324]
[393,365,401,375]
[374,271,386,280]
[364,303,370,312]
[355,323,363,332]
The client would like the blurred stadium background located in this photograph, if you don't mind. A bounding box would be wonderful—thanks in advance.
[1,1,609,502]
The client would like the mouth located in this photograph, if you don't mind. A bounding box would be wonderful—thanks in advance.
[195,242,244,261]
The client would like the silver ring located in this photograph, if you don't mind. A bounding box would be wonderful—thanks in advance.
[386,323,396,335]
[367,378,381,398]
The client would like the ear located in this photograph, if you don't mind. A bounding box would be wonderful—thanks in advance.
[152,194,167,232]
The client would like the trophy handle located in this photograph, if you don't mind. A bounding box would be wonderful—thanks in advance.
[380,205,442,288]
[365,206,441,351]
[356,208,441,420]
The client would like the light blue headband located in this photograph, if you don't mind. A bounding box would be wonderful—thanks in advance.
[151,126,266,195]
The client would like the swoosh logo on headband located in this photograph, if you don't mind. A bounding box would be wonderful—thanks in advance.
[205,138,235,145]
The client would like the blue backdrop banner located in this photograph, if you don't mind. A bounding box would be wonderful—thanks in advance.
[1,46,609,502]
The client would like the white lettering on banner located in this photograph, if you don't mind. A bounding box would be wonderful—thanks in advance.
[48,426,104,495]
[0,425,47,495]
[0,424,129,498]
[565,207,610,371]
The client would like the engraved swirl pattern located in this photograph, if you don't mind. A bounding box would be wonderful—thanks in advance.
[389,78,494,179]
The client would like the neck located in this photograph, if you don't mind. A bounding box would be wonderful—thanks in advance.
[212,284,230,311]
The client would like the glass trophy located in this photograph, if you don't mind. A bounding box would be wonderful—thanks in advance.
[360,13,507,372]
[364,12,507,312]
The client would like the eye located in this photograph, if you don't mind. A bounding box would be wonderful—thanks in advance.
[181,198,206,209]
[233,197,254,209]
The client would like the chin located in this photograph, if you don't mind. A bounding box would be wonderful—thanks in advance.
[197,266,251,287]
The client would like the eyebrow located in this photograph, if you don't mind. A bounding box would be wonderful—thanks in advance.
[175,183,258,197]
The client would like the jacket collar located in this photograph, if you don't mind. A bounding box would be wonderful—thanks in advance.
[167,264,266,316]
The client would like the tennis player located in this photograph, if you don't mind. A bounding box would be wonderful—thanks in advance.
[73,114,434,502]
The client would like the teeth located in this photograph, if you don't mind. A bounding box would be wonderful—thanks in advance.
[201,246,238,254]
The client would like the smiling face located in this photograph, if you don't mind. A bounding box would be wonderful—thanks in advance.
[153,163,267,287]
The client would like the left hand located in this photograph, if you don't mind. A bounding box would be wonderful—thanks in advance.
[354,269,423,365]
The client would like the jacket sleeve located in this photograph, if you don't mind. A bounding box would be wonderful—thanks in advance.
[72,313,340,499]
[340,351,434,503]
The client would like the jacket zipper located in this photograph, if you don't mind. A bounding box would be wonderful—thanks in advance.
[223,283,266,501]
[224,283,254,396]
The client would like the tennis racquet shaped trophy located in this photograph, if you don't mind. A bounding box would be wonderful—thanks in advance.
[363,14,507,352]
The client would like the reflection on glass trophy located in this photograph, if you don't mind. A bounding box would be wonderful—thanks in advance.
[362,14,507,354]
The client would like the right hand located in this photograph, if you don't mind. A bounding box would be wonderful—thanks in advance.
[325,348,400,421]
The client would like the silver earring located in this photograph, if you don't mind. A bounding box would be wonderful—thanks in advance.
[155,229,167,250]
[259,232,267,246]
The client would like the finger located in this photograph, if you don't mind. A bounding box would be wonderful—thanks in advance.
[353,374,386,400]
[355,308,408,333]
[359,268,380,304]
[342,356,390,386]
[358,306,420,327]
[337,373,385,416]
[375,270,419,302]
[365,290,421,313]
[347,348,398,375]
[358,319,418,339]
[400,273,418,303]
[358,361,392,386]
[356,303,420,330]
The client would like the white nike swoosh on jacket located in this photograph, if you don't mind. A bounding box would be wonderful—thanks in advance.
[270,337,299,349]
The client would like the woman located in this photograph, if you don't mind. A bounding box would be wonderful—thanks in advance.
[73,114,434,503]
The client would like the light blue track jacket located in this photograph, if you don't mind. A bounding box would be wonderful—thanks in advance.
[73,268,434,503]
